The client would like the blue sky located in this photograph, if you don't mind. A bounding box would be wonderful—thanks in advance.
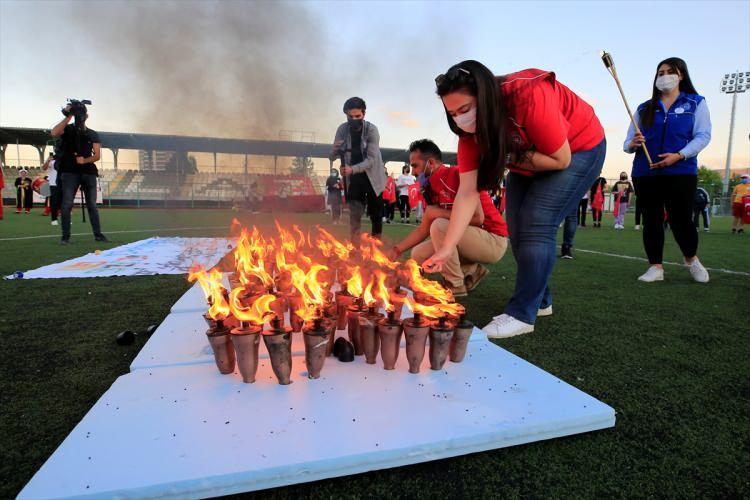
[1,0,748,178]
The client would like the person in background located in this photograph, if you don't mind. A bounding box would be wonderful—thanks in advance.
[624,57,711,282]
[611,172,635,229]
[422,61,606,338]
[43,153,61,225]
[15,168,33,214]
[325,168,343,224]
[731,173,750,234]
[693,185,710,232]
[396,165,415,223]
[590,176,607,228]
[388,139,508,296]
[578,191,589,227]
[331,97,386,241]
[0,164,4,220]
[382,168,397,224]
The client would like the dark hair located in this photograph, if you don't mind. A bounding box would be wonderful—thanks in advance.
[408,139,443,161]
[435,60,507,190]
[640,57,698,129]
[402,164,410,174]
[343,97,366,113]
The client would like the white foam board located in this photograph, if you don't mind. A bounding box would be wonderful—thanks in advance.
[20,336,615,499]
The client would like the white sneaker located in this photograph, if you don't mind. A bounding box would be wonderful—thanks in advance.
[704,228,710,232]
[638,266,664,282]
[537,305,553,317]
[686,258,709,283]
[482,314,534,339]
[634,224,641,230]
[51,220,58,226]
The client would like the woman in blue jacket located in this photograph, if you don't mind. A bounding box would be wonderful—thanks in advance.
[624,57,711,283]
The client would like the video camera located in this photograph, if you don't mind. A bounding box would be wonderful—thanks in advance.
[61,98,92,131]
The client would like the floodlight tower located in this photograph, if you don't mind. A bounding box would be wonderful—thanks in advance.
[720,70,749,194]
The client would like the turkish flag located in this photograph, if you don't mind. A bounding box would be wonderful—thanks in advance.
[383,177,397,203]
[591,184,604,211]
[408,183,422,209]
[612,192,622,217]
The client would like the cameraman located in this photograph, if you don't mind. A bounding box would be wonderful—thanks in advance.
[50,103,108,244]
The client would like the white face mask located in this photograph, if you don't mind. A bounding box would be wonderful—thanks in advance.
[453,107,477,133]
[655,74,679,92]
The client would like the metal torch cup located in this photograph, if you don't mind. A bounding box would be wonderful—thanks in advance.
[262,319,293,385]
[428,317,455,371]
[360,307,383,364]
[450,315,474,363]
[335,291,355,330]
[377,311,403,370]
[346,301,367,356]
[302,318,329,379]
[230,323,262,383]
[323,302,338,356]
[403,314,430,374]
[206,320,236,375]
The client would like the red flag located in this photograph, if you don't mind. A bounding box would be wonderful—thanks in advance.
[743,195,750,224]
[407,183,422,209]
[612,192,622,217]
[383,177,397,203]
[591,184,604,211]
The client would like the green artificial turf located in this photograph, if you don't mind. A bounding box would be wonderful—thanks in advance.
[0,207,748,498]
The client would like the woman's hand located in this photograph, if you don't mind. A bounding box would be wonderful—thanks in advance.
[629,132,645,151]
[422,247,452,273]
[650,152,684,169]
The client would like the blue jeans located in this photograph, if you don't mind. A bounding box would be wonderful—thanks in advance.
[504,139,606,324]
[60,172,103,240]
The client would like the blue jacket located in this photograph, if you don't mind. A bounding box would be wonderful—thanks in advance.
[624,92,711,178]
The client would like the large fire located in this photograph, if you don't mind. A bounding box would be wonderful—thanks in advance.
[190,220,464,325]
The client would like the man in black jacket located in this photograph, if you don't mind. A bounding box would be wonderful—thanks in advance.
[50,104,108,245]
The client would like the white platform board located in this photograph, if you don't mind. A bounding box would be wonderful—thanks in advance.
[19,336,615,499]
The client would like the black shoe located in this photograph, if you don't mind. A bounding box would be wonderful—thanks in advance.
[732,229,737,234]
[561,245,573,259]
[739,229,745,234]
[60,238,70,246]
[94,234,110,242]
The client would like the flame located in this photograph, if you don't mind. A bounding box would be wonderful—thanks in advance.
[317,226,354,261]
[293,225,306,249]
[361,233,398,270]
[404,259,454,304]
[375,270,393,312]
[188,263,212,300]
[345,266,364,297]
[363,277,377,307]
[229,288,275,325]
[189,265,231,320]
[234,228,274,288]
[275,220,298,255]
[405,296,464,319]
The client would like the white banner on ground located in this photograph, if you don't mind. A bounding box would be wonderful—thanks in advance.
[7,237,233,279]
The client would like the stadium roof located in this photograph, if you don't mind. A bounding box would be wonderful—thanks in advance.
[0,127,456,165]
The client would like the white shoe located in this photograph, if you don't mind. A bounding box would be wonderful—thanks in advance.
[537,305,553,317]
[638,266,664,282]
[686,258,709,283]
[634,224,641,230]
[51,220,58,226]
[704,228,710,232]
[482,314,534,339]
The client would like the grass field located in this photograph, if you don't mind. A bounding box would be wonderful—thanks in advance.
[1,207,748,498]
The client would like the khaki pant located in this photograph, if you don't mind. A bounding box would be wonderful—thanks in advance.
[411,218,508,287]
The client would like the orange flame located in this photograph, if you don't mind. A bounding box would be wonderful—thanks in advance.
[363,277,377,307]
[317,226,354,261]
[404,259,454,304]
[375,270,393,312]
[189,265,231,320]
[229,289,275,325]
[361,233,398,270]
[345,266,364,297]
[405,296,464,319]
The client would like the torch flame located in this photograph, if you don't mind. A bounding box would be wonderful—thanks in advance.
[375,270,393,312]
[229,288,275,325]
[317,226,354,261]
[345,266,364,297]
[363,277,377,307]
[361,233,398,270]
[404,259,454,304]
[405,296,464,319]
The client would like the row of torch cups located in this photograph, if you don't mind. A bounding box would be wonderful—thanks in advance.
[202,280,474,386]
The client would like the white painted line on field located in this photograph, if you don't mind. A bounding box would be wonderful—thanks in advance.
[0,226,228,242]
[576,248,750,277]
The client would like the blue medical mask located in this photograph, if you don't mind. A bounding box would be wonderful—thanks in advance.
[417,172,430,189]
[742,177,749,185]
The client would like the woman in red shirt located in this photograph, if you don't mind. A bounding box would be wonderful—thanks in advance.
[423,60,606,338]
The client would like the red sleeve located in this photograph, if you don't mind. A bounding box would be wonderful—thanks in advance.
[457,135,480,173]
[521,80,568,155]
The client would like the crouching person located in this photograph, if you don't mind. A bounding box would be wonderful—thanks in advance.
[387,139,508,297]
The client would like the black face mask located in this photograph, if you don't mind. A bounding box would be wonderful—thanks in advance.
[620,176,627,181]
[348,118,363,131]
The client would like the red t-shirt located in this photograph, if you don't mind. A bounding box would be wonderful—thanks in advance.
[458,68,604,176]
[427,165,508,237]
